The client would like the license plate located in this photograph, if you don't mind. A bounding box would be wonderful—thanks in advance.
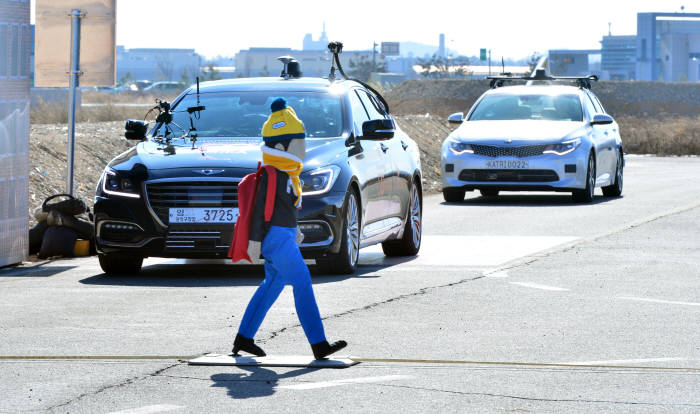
[169,208,239,224]
[485,160,529,169]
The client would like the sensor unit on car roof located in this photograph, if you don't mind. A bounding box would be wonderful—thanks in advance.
[278,56,302,79]
[487,69,599,90]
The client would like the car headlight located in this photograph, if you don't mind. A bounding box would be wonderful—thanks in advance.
[448,140,474,155]
[301,165,340,196]
[101,168,141,199]
[543,138,582,156]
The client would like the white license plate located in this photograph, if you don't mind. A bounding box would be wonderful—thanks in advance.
[485,160,529,169]
[169,208,239,224]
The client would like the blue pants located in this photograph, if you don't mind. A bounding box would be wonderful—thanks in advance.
[237,226,326,345]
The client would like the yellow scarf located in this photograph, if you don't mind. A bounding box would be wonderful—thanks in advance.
[261,146,303,208]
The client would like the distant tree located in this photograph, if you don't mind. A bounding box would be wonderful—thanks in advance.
[527,52,543,74]
[180,69,191,85]
[348,56,387,82]
[118,71,133,86]
[201,63,222,81]
[155,55,174,80]
[258,65,270,77]
[416,54,470,79]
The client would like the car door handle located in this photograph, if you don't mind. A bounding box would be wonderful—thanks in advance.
[380,143,389,153]
[401,140,408,151]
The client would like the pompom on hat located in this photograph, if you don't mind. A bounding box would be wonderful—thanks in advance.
[261,98,306,145]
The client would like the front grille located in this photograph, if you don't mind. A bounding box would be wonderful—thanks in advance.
[166,228,232,250]
[146,180,238,225]
[472,144,547,158]
[459,169,559,182]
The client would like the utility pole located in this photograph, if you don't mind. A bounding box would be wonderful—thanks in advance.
[67,9,85,196]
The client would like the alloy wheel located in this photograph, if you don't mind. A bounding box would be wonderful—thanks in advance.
[346,193,359,268]
[410,185,421,249]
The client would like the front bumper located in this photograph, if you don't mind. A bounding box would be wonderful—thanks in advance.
[94,190,347,259]
[441,145,589,192]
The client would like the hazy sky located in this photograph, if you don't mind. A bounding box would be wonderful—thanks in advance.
[33,0,696,59]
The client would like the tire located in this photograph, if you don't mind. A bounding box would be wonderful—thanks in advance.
[479,188,499,197]
[382,182,422,257]
[572,153,596,203]
[443,187,465,202]
[316,189,360,275]
[602,150,623,197]
[98,253,143,275]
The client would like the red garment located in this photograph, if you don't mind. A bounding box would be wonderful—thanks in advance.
[228,165,277,263]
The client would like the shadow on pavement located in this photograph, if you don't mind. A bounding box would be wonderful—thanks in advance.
[210,366,319,399]
[79,262,382,287]
[442,194,620,207]
[0,264,77,277]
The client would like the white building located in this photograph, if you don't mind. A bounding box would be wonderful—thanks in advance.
[117,47,201,82]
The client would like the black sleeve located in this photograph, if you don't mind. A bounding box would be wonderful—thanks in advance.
[249,170,268,243]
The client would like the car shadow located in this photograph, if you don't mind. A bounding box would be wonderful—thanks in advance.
[442,193,621,207]
[80,261,383,287]
[210,366,320,399]
[0,262,77,278]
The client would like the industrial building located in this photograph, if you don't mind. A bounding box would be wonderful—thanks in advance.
[116,46,201,82]
[0,0,30,266]
[636,12,700,81]
[601,35,637,80]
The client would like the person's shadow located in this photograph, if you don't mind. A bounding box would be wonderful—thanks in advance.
[210,365,319,399]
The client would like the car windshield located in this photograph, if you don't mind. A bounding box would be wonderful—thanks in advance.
[468,94,583,122]
[153,91,344,139]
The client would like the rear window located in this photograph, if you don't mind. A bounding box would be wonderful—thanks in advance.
[469,94,583,122]
[154,91,343,139]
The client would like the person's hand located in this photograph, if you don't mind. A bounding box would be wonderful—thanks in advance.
[247,241,261,262]
[296,227,305,245]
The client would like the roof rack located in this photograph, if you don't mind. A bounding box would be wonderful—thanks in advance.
[487,69,599,89]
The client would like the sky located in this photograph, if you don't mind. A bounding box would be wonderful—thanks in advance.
[32,0,698,59]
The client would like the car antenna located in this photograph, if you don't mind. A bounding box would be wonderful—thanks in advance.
[185,76,206,148]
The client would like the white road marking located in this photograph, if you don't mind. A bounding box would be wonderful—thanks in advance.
[484,271,509,278]
[559,357,686,366]
[359,235,577,267]
[617,296,700,307]
[279,375,412,390]
[107,404,184,414]
[509,282,570,292]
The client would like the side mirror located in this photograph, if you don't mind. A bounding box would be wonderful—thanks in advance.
[591,114,613,125]
[361,119,395,140]
[448,112,464,124]
[125,120,149,140]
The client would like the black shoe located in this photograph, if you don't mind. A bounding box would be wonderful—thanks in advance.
[232,333,266,357]
[311,340,347,360]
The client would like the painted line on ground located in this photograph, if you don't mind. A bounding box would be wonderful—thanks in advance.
[509,282,569,292]
[617,296,700,307]
[279,375,412,390]
[351,358,700,371]
[107,404,184,414]
[0,355,196,360]
[558,358,687,366]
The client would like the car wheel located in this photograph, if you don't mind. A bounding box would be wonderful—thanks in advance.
[602,150,623,197]
[443,187,465,202]
[572,152,596,203]
[316,189,360,275]
[382,181,422,257]
[479,188,499,197]
[98,253,143,275]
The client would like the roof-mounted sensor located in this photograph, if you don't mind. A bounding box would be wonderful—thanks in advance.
[487,69,599,89]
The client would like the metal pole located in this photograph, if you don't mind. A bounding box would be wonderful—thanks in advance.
[66,9,83,196]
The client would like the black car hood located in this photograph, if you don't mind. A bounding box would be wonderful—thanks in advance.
[108,138,348,174]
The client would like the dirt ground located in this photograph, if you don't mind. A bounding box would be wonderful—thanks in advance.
[27,116,451,222]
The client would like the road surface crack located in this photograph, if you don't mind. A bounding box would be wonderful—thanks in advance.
[260,274,484,343]
[43,362,182,412]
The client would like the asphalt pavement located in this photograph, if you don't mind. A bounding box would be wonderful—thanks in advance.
[1,155,699,413]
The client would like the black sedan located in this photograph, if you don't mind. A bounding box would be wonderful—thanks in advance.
[94,76,423,274]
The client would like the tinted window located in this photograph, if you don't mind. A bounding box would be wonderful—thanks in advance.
[358,90,385,120]
[469,94,583,121]
[349,90,369,135]
[154,91,344,139]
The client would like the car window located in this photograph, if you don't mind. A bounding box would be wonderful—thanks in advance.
[581,93,597,119]
[592,95,607,114]
[358,90,386,120]
[468,94,583,122]
[153,91,344,139]
[349,89,370,136]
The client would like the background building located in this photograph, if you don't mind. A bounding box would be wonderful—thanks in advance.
[637,12,700,81]
[0,0,30,266]
[548,49,601,76]
[116,46,201,82]
[234,47,373,78]
[601,35,637,80]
